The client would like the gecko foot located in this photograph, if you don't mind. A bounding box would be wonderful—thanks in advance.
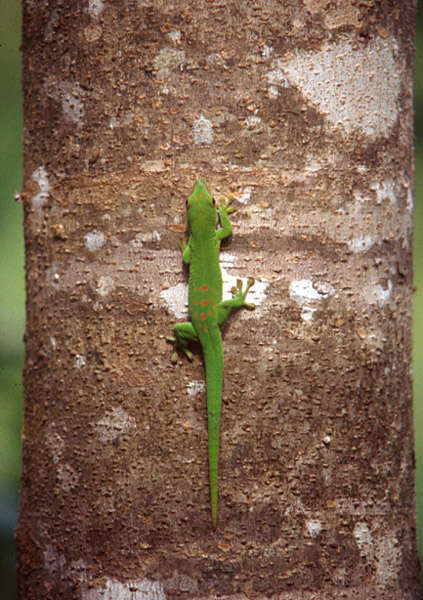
[219,195,236,215]
[166,336,193,362]
[231,278,255,309]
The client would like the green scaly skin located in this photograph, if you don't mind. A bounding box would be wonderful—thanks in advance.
[167,179,255,528]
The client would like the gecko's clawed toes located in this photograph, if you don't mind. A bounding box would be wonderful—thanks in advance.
[220,196,236,214]
[184,348,193,361]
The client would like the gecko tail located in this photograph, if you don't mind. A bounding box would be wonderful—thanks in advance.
[211,471,218,529]
[203,335,223,530]
[208,399,220,530]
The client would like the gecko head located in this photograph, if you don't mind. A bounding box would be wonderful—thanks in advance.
[186,179,218,229]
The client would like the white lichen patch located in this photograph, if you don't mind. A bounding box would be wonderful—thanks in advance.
[131,233,144,248]
[279,36,401,139]
[44,77,85,127]
[219,250,235,268]
[153,48,185,78]
[122,110,135,126]
[243,200,274,226]
[206,53,226,68]
[95,406,136,443]
[167,29,181,43]
[261,43,273,59]
[84,230,106,251]
[354,177,397,208]
[138,160,166,174]
[303,159,324,173]
[43,544,66,575]
[84,23,102,42]
[265,67,290,99]
[160,282,188,319]
[61,82,85,125]
[372,178,397,205]
[333,179,411,255]
[305,519,322,537]
[358,327,386,356]
[193,114,213,145]
[57,463,80,492]
[109,111,135,130]
[347,235,375,253]
[186,381,205,396]
[82,577,166,600]
[353,521,374,562]
[44,10,60,42]
[375,533,402,586]
[95,275,115,297]
[46,264,61,286]
[406,184,414,213]
[31,166,50,209]
[245,115,262,129]
[131,231,161,247]
[289,279,335,323]
[68,558,88,581]
[365,279,393,308]
[45,424,65,464]
[75,354,86,369]
[88,0,104,17]
[239,189,253,206]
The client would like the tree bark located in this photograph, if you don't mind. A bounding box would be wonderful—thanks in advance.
[17,1,419,598]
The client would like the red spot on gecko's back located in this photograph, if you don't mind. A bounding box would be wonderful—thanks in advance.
[200,284,209,292]
[200,313,207,320]
[201,299,209,306]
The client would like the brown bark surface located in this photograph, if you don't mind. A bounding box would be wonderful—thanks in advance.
[17,1,419,598]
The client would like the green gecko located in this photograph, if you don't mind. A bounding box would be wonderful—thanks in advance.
[167,179,255,528]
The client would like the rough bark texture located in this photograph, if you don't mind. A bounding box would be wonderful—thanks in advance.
[17,1,419,599]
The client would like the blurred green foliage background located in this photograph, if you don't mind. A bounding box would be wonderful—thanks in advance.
[0,3,422,599]
[1,2,24,598]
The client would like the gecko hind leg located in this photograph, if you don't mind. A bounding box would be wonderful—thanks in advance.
[167,321,198,362]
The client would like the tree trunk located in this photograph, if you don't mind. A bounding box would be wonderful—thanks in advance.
[17,1,419,598]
